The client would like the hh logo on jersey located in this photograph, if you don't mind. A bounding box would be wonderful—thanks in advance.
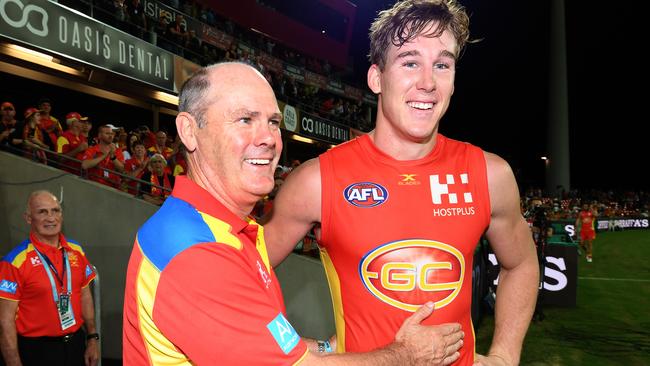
[0,279,18,294]
[344,182,388,207]
[399,174,421,186]
[429,173,473,204]
[359,239,465,312]
[267,313,300,354]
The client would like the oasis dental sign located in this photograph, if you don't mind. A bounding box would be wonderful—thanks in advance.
[0,0,173,91]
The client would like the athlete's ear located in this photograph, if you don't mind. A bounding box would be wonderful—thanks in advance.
[368,64,382,94]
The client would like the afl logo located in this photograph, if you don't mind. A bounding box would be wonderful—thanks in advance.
[344,182,388,207]
[359,239,465,312]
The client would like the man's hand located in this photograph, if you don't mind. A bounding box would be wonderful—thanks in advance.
[84,338,99,366]
[394,301,464,365]
[473,353,510,366]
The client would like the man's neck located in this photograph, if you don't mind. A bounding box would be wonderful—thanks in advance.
[368,127,438,161]
[34,232,60,248]
[187,165,254,220]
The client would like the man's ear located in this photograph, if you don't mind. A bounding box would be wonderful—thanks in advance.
[367,64,382,94]
[24,212,32,225]
[176,112,198,152]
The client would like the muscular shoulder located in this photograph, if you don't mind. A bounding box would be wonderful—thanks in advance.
[287,158,321,189]
[483,151,513,186]
[273,158,321,222]
[483,151,519,217]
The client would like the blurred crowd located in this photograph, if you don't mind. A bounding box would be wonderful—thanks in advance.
[521,187,649,220]
[61,0,375,132]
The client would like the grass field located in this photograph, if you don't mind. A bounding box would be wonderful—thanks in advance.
[475,230,650,365]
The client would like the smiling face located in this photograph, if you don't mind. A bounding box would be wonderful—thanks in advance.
[180,63,283,216]
[24,192,62,244]
[368,24,458,145]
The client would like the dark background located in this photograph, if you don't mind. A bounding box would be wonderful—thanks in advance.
[2,0,645,192]
[348,0,646,192]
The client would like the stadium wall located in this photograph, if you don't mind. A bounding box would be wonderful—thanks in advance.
[0,151,334,359]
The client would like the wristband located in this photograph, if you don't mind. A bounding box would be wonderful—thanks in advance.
[317,340,332,353]
[86,333,99,341]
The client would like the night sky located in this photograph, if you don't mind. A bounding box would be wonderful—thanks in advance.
[2,1,645,192]
[348,0,646,192]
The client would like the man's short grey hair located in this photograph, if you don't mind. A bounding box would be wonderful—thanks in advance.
[178,66,212,128]
[178,62,255,128]
[25,190,59,214]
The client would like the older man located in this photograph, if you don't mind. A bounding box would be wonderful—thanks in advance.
[122,62,463,365]
[0,190,99,366]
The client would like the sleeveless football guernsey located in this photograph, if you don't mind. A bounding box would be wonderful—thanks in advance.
[319,134,490,365]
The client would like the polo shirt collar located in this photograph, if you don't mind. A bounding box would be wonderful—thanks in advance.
[30,232,70,252]
[171,175,254,234]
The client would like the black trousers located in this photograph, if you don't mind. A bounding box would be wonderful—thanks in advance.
[15,329,85,366]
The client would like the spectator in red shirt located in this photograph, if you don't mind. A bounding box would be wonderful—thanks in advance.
[123,141,149,194]
[57,112,89,172]
[37,98,62,150]
[22,107,49,163]
[147,130,174,160]
[138,153,174,205]
[81,125,125,188]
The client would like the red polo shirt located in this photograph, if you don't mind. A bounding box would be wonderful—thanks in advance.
[0,233,96,337]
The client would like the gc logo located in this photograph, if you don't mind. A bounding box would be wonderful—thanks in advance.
[0,0,48,37]
[360,239,465,312]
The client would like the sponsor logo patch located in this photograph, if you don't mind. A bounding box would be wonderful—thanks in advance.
[0,279,18,294]
[344,182,388,207]
[398,174,421,186]
[85,265,93,278]
[30,256,42,266]
[429,173,473,204]
[267,313,300,354]
[359,239,465,312]
[68,252,79,267]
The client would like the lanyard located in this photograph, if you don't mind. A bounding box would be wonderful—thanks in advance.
[34,247,72,305]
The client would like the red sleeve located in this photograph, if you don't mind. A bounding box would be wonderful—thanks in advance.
[0,261,21,301]
[116,148,125,163]
[152,245,307,365]
[124,159,135,172]
[78,252,96,288]
[81,146,97,161]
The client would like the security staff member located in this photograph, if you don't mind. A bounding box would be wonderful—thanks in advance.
[0,190,99,366]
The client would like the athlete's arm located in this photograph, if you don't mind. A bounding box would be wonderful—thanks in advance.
[0,298,21,366]
[263,158,322,267]
[479,152,539,365]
